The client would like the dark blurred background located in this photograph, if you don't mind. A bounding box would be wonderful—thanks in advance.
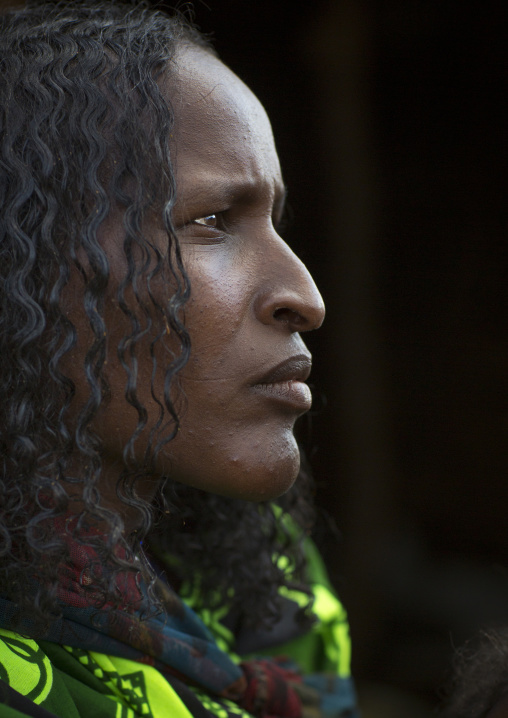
[2,0,507,714]
[174,2,508,715]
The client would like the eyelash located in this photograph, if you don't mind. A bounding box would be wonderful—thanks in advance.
[192,214,219,228]
[188,204,291,236]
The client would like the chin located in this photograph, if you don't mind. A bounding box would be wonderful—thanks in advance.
[240,456,301,502]
[160,425,301,502]
[203,440,301,502]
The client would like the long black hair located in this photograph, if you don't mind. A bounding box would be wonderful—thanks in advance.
[0,0,315,634]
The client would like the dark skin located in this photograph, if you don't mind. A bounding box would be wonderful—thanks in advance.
[65,47,325,528]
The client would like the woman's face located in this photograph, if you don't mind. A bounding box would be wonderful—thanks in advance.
[99,46,325,504]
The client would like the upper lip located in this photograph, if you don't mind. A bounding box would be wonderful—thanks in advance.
[252,354,312,386]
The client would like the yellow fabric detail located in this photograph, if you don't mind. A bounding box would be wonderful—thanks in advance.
[332,621,351,678]
[312,585,351,677]
[0,629,53,705]
[88,652,193,718]
[277,584,310,609]
[182,583,238,659]
[313,584,344,623]
[272,582,351,677]
[197,607,237,656]
[192,687,252,718]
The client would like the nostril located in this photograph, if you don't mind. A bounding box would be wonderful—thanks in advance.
[272,307,303,327]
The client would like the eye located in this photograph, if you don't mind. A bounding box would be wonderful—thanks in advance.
[177,211,227,245]
[192,214,218,228]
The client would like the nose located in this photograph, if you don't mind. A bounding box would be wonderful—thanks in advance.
[254,234,325,333]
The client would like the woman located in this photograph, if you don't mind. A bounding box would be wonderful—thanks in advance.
[0,2,357,716]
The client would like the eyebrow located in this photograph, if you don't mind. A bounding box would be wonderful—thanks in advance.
[178,177,288,213]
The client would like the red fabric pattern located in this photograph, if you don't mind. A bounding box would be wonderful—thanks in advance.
[239,658,302,718]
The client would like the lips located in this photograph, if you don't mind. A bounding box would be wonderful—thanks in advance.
[250,354,313,411]
[254,354,312,385]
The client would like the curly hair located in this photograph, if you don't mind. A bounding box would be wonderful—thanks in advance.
[0,0,316,634]
[150,453,317,631]
[443,628,508,718]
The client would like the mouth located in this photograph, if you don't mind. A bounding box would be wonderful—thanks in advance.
[250,354,313,412]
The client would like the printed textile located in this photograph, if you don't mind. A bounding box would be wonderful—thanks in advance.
[0,534,358,718]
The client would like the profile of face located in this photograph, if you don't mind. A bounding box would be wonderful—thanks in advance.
[89,46,325,506]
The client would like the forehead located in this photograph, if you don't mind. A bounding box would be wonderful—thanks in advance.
[167,46,282,197]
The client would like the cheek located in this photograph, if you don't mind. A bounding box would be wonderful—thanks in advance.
[182,255,255,367]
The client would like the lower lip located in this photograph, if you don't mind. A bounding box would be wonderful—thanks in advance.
[251,380,312,411]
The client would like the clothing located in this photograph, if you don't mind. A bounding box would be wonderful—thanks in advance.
[0,534,358,718]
